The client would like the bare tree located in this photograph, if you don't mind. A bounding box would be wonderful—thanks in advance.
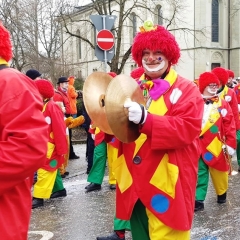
[58,0,205,74]
[0,0,71,82]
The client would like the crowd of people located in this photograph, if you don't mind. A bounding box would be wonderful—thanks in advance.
[1,18,240,240]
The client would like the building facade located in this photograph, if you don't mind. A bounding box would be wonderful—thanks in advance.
[60,0,240,81]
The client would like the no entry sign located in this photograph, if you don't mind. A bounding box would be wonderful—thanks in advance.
[96,29,114,51]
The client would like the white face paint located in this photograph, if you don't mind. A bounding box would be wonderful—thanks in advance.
[61,82,68,92]
[142,49,169,79]
[142,60,166,72]
[206,86,218,95]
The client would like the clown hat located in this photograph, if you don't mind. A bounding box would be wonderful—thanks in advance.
[35,79,54,99]
[131,20,180,67]
[198,72,220,94]
[0,22,13,62]
[211,67,228,86]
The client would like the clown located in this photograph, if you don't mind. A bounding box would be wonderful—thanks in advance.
[110,20,204,240]
[0,23,48,239]
[195,71,236,211]
[212,67,240,171]
[32,79,68,208]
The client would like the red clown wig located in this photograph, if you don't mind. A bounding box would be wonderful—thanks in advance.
[131,22,180,67]
[211,67,229,86]
[227,69,234,78]
[198,72,220,94]
[0,22,13,62]
[35,79,55,99]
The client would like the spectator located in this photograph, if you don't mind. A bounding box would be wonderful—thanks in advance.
[67,76,79,118]
[0,22,48,239]
[26,68,42,80]
[53,76,80,160]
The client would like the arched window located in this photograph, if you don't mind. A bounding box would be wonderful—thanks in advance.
[212,0,219,42]
[76,30,81,59]
[130,13,137,42]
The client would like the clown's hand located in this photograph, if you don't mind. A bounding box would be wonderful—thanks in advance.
[226,145,235,156]
[124,98,147,124]
[222,144,235,156]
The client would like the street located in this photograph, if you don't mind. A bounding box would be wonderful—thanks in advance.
[29,143,240,240]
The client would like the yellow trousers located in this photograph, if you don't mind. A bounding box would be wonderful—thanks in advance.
[33,168,57,199]
[146,209,190,240]
[131,200,190,240]
[107,143,117,185]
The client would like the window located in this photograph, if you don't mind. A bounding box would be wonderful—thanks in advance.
[212,0,219,42]
[76,30,81,59]
[157,6,163,25]
[130,13,137,42]
[211,63,220,70]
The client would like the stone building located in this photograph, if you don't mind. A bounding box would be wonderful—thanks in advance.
[60,0,240,80]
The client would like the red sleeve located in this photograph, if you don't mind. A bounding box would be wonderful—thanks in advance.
[222,101,237,149]
[228,89,240,130]
[53,91,63,102]
[49,102,68,155]
[0,69,48,195]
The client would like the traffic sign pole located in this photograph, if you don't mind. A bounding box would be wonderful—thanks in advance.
[90,15,117,70]
[102,16,107,72]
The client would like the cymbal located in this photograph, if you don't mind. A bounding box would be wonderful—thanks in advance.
[83,72,113,134]
[105,74,145,143]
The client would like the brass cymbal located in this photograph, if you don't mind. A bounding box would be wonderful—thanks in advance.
[83,71,113,134]
[105,74,145,143]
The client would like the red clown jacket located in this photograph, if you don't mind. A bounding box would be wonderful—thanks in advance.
[0,68,48,239]
[41,100,68,171]
[219,85,240,130]
[199,99,236,171]
[114,69,204,231]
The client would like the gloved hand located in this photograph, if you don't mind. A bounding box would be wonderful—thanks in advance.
[68,116,85,129]
[124,98,147,124]
[65,117,74,127]
[226,145,235,156]
[222,144,235,156]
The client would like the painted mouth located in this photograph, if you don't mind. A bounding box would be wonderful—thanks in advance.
[142,60,165,72]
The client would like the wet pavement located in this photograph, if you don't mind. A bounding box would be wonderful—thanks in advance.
[29,143,240,240]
